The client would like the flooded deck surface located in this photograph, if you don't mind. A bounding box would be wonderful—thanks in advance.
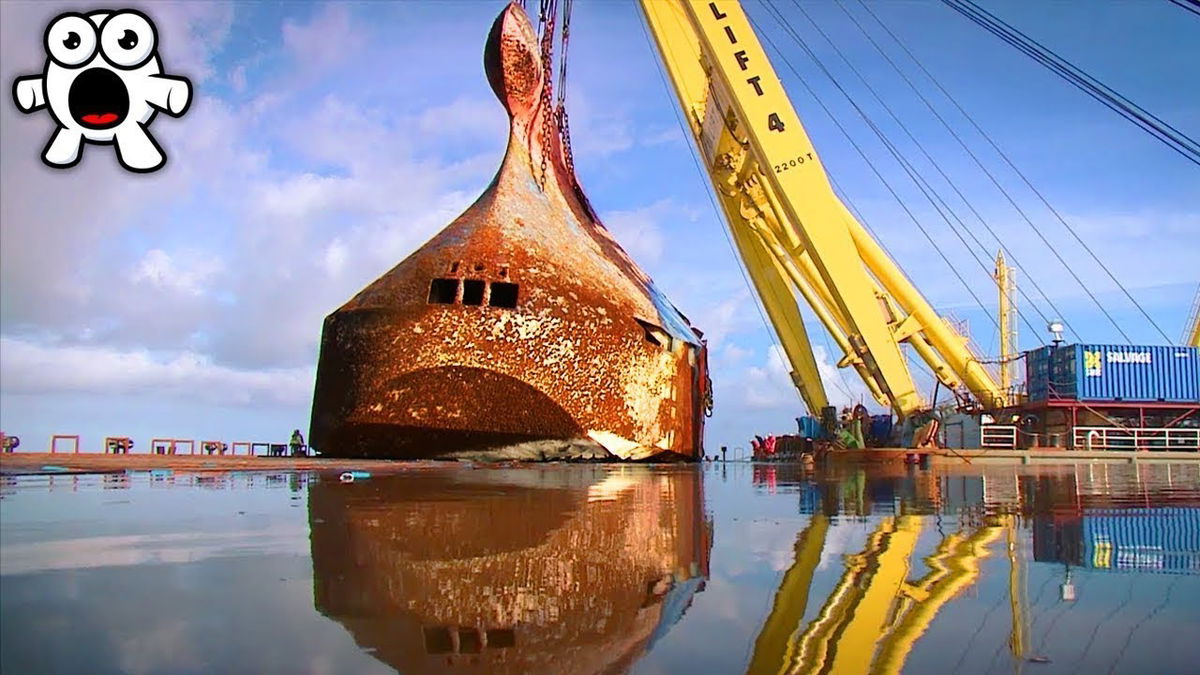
[1,462,1198,674]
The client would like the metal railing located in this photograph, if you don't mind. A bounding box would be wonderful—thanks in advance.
[1073,426,1200,452]
[981,425,1018,449]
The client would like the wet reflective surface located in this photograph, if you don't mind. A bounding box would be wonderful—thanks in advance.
[1,462,1198,674]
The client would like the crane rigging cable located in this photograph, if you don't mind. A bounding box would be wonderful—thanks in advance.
[837,0,1081,343]
[942,0,1200,168]
[1168,0,1200,19]
[754,3,999,334]
[855,0,1169,345]
[752,11,1005,403]
[933,0,1179,342]
[782,0,1050,344]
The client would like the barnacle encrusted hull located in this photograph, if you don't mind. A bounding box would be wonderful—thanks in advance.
[307,3,710,461]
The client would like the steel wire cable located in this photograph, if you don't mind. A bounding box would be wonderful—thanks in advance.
[1168,0,1200,19]
[784,0,1047,345]
[853,1,1153,344]
[753,2,999,332]
[944,0,1200,166]
[844,0,1089,341]
[938,0,1187,342]
[832,180,948,401]
[824,0,1074,342]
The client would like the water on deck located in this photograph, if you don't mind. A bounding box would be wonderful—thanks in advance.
[1,462,1197,674]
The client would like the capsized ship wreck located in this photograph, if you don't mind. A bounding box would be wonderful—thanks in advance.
[309,3,710,461]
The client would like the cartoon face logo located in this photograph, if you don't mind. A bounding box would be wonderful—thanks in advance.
[10,9,191,173]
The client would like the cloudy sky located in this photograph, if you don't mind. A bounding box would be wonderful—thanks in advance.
[1,0,1197,453]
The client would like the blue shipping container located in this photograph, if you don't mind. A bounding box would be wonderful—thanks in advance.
[1025,343,1200,403]
[1082,507,1200,573]
[1025,346,1051,401]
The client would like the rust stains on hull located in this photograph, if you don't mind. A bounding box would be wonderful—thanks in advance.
[309,2,710,461]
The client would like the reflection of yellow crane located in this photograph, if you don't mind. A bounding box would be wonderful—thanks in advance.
[747,514,1005,675]
[639,0,1005,418]
[747,515,830,674]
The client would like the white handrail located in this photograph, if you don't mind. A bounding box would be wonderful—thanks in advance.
[1072,426,1200,451]
[981,424,1018,449]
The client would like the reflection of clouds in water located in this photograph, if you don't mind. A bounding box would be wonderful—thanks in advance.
[0,528,309,575]
[118,620,204,675]
[586,471,642,503]
[816,521,874,572]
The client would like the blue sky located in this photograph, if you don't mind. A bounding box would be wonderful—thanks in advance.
[1,0,1197,454]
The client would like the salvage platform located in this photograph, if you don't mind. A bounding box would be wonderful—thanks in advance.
[0,453,433,476]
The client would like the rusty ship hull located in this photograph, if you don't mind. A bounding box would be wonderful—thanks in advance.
[308,3,710,461]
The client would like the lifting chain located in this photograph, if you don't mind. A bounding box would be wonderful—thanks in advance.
[554,0,577,179]
[536,0,557,189]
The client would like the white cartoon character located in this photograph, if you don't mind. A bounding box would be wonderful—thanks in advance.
[11,9,191,173]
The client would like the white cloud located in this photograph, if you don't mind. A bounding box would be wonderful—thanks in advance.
[281,4,357,71]
[740,344,800,410]
[564,88,634,157]
[603,201,669,265]
[228,63,247,93]
[0,338,312,406]
[416,96,509,144]
[322,238,348,278]
[130,249,224,297]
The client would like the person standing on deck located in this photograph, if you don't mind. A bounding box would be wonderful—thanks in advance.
[289,429,305,457]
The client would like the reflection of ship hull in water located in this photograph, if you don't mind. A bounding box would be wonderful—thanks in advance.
[308,467,711,674]
[308,3,710,461]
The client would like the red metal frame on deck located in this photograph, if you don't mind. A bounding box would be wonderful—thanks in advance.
[49,434,80,453]
[1010,399,1198,429]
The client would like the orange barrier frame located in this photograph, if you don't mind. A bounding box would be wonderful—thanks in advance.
[231,441,252,456]
[50,434,80,454]
[200,440,228,455]
[103,436,134,454]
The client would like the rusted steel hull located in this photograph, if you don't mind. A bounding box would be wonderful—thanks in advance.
[309,3,710,461]
[309,467,711,673]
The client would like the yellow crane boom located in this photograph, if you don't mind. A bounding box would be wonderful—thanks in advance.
[1186,286,1200,348]
[639,0,1005,418]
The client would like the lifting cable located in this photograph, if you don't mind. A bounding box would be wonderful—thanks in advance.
[840,0,1079,343]
[785,0,1048,344]
[855,1,1152,344]
[1168,0,1200,19]
[754,3,999,333]
[943,0,1200,168]
[831,182,949,393]
[938,0,1183,343]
